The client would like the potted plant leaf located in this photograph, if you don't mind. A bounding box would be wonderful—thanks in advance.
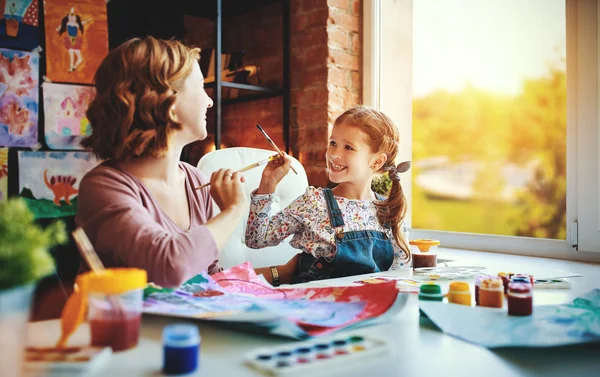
[0,197,67,376]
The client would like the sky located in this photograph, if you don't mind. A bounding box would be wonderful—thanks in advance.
[413,0,566,97]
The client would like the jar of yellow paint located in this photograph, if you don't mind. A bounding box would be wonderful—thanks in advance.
[447,281,472,306]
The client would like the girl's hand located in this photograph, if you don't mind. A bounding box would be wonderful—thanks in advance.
[209,169,247,211]
[256,154,292,195]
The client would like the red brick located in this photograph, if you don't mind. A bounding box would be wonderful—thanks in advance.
[307,8,329,27]
[351,33,361,54]
[299,68,328,89]
[351,0,361,15]
[351,71,361,89]
[329,9,359,32]
[330,49,359,70]
[329,66,350,87]
[329,0,349,11]
[296,87,329,107]
[297,28,328,51]
[328,26,352,50]
[297,108,328,124]
[305,45,329,66]
[293,14,309,32]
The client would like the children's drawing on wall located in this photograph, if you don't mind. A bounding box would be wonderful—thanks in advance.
[0,48,39,147]
[43,0,108,84]
[0,0,38,50]
[18,151,100,218]
[43,82,94,149]
[0,147,7,200]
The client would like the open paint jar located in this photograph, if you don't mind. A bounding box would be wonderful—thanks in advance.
[85,268,147,351]
[59,268,147,352]
[409,239,440,269]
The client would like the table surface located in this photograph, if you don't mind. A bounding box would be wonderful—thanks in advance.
[27,248,600,377]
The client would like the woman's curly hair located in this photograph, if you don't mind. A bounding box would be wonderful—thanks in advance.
[81,37,200,161]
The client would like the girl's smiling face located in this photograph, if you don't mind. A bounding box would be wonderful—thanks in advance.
[326,122,381,184]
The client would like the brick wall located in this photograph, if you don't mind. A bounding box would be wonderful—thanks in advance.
[183,0,362,186]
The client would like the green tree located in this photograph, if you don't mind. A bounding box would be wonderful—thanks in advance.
[510,68,566,239]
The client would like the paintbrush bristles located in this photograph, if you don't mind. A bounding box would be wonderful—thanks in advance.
[72,227,106,273]
[256,124,298,175]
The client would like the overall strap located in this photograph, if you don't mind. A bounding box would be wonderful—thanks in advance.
[323,188,345,228]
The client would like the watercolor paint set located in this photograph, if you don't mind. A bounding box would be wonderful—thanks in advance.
[245,335,391,376]
[23,346,112,377]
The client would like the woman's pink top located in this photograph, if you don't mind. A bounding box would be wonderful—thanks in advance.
[75,160,220,287]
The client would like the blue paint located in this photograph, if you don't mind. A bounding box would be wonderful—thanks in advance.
[162,324,200,375]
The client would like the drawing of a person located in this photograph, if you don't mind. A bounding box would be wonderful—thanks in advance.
[56,7,89,72]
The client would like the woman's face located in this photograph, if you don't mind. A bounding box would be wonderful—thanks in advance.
[172,63,213,141]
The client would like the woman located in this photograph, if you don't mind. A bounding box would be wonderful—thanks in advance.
[77,37,298,287]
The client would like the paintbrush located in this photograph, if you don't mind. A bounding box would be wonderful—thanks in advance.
[57,228,124,348]
[195,154,280,190]
[256,124,298,175]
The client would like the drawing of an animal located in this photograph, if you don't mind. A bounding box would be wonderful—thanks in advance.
[43,169,79,206]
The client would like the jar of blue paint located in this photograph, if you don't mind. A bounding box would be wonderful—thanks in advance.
[162,324,200,375]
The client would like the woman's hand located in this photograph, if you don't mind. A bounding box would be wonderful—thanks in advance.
[256,154,292,195]
[209,168,246,211]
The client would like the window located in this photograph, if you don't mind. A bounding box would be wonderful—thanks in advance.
[366,0,600,258]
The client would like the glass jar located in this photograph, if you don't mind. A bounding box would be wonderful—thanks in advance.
[474,274,492,305]
[82,268,147,351]
[479,277,504,308]
[507,282,533,316]
[447,281,471,306]
[409,239,440,269]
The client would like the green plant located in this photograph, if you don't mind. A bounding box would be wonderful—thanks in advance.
[0,198,67,290]
[371,174,393,197]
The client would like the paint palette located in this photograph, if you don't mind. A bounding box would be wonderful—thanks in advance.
[23,346,112,377]
[534,278,571,289]
[245,335,391,376]
[413,266,487,280]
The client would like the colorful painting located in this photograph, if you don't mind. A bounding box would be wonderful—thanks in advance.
[0,0,38,50]
[0,147,7,200]
[43,82,94,149]
[144,263,408,339]
[0,48,38,147]
[43,0,108,84]
[18,151,99,218]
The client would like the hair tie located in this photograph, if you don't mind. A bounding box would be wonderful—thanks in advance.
[383,161,411,182]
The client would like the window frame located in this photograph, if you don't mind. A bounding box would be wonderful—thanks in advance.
[365,0,600,261]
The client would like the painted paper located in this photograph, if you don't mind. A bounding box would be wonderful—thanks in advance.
[43,82,94,149]
[143,262,408,339]
[0,147,7,200]
[0,0,38,50]
[43,0,108,84]
[18,150,99,218]
[420,289,600,348]
[0,48,38,147]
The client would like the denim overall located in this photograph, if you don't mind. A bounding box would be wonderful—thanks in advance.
[292,188,394,283]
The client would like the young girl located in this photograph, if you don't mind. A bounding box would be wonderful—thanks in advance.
[246,106,411,284]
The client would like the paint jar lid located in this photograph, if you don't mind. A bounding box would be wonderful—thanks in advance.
[419,284,442,295]
[449,281,470,293]
[475,274,492,285]
[508,282,531,294]
[163,324,201,348]
[510,276,531,285]
[481,278,503,290]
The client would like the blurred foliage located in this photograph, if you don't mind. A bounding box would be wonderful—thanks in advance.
[0,198,68,290]
[412,67,566,239]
